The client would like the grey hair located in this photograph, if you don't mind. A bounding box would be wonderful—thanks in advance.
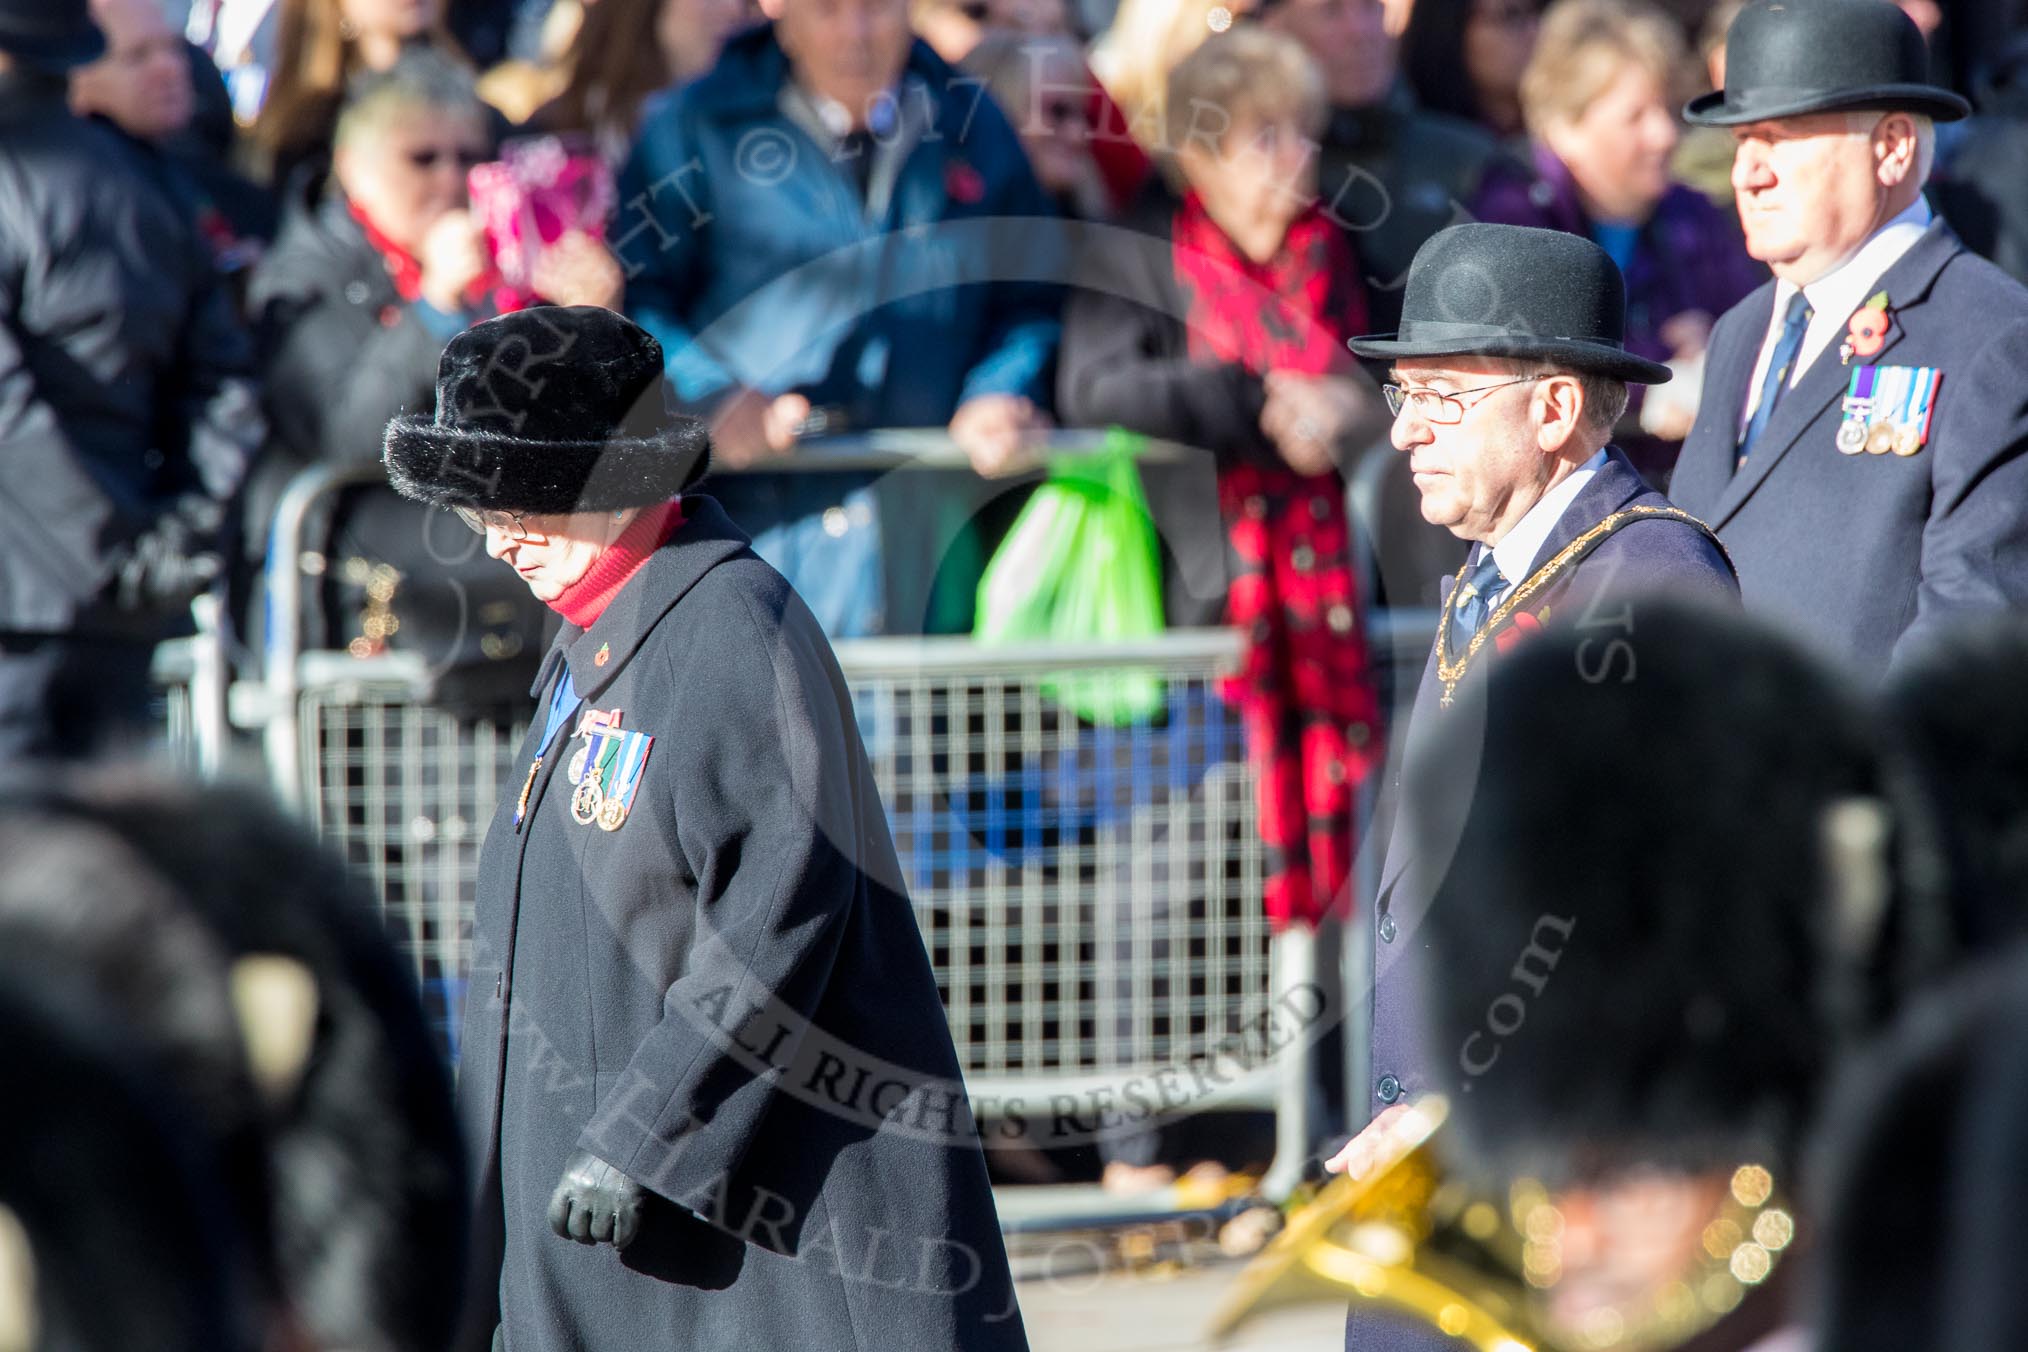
[1494,357,1627,441]
[1845,109,1937,187]
[1575,371,1631,439]
[334,48,488,152]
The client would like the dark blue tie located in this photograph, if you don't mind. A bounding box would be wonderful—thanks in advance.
[1450,551,1509,652]
[1738,293,1813,463]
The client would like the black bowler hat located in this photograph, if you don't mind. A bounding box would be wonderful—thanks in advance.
[0,0,105,71]
[384,306,712,515]
[1686,0,1969,127]
[1346,222,1672,384]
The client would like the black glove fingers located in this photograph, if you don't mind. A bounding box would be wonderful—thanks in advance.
[566,1195,595,1243]
[613,1197,642,1250]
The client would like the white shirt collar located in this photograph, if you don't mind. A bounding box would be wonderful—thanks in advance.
[1488,448,1610,585]
[1754,196,1933,410]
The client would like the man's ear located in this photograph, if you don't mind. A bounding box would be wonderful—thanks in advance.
[1874,112,1919,187]
[1536,373,1585,452]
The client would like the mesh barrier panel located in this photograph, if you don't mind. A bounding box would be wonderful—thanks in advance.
[297,642,1271,1081]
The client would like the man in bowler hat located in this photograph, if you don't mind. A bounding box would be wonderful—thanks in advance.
[0,0,261,757]
[1331,222,1739,1350]
[1669,0,2028,682]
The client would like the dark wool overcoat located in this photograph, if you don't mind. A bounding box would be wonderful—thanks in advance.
[458,497,1028,1352]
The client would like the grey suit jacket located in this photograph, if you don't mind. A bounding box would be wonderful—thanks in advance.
[1669,219,2028,682]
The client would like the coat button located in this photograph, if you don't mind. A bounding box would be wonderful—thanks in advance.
[1328,603,1354,633]
[1310,495,1332,520]
[822,506,850,537]
[1377,1074,1402,1104]
[1290,544,1316,571]
[344,280,372,305]
[1378,914,1396,944]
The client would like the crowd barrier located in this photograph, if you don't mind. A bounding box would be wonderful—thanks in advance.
[161,433,1439,1203]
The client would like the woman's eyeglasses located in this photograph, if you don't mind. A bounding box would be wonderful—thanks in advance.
[1381,375,1549,424]
[452,506,544,540]
[404,146,491,172]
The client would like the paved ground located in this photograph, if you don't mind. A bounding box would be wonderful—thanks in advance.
[996,1185,1346,1351]
[1014,1257,1345,1351]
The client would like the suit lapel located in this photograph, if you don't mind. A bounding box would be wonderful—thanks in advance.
[1675,286,1774,513]
[1708,221,1961,528]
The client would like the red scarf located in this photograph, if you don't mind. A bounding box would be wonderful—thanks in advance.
[1170,192,1366,376]
[347,201,526,311]
[545,499,685,629]
[1170,191,1378,930]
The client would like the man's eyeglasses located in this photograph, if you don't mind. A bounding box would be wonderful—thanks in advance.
[1381,374,1550,424]
[404,146,490,172]
[452,506,544,540]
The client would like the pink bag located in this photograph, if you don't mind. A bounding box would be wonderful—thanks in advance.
[468,136,618,294]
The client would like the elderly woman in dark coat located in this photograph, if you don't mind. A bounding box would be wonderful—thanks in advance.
[383,305,1027,1352]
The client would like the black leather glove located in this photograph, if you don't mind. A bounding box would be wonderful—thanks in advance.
[547,1149,645,1249]
[113,495,223,612]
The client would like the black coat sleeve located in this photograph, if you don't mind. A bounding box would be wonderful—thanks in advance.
[167,240,264,511]
[0,258,127,619]
[253,276,443,466]
[577,578,870,1206]
[1055,227,1270,458]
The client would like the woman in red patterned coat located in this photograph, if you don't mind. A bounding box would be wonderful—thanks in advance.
[1059,30,1385,950]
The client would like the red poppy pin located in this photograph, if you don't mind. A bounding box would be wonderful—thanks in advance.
[945,159,986,205]
[1494,610,1544,655]
[1840,291,1891,364]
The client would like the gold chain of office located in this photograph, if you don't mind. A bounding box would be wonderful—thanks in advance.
[1433,505,1731,707]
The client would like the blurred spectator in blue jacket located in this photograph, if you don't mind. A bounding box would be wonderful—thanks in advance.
[71,0,274,284]
[616,0,1063,637]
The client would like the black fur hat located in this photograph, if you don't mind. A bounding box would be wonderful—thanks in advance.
[383,305,712,514]
[0,960,263,1352]
[1805,948,2028,1352]
[0,772,468,1352]
[1415,599,1891,1184]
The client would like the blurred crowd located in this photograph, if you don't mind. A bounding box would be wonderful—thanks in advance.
[15,0,2028,745]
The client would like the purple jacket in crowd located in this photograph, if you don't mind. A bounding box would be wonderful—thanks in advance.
[1473,144,1767,479]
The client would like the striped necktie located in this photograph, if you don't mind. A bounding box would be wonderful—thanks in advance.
[1450,551,1510,652]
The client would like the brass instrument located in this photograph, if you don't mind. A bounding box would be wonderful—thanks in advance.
[1208,1097,1556,1351]
[1208,1099,1798,1351]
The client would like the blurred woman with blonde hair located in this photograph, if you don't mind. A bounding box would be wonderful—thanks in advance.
[1089,0,1243,152]
[1471,0,1762,478]
[254,0,466,191]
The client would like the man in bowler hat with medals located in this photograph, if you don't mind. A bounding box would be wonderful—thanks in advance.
[1669,0,2028,682]
[1328,222,1738,1350]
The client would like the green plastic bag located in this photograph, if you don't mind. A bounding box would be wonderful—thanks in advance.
[974,429,1166,724]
